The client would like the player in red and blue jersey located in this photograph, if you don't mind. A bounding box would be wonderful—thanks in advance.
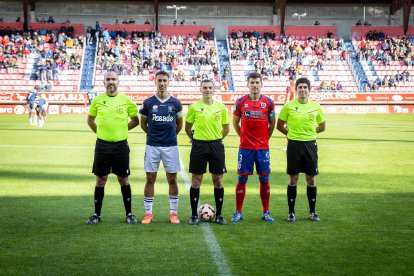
[231,71,276,223]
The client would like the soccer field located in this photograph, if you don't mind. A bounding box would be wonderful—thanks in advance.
[1,113,413,275]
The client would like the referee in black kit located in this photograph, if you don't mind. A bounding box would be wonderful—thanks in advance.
[86,71,140,225]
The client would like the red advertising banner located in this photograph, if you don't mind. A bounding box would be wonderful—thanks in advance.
[1,104,414,115]
[1,92,414,104]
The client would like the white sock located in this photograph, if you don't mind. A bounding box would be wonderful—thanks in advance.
[169,195,179,214]
[143,197,154,214]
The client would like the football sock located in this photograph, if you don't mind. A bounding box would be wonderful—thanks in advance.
[94,186,104,216]
[143,196,154,214]
[260,181,270,212]
[214,188,224,216]
[287,185,297,214]
[235,182,246,212]
[121,185,132,216]
[307,186,317,213]
[169,195,179,214]
[190,187,200,216]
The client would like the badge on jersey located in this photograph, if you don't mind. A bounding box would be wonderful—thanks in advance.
[261,102,267,108]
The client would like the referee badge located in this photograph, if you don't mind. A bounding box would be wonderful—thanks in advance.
[307,112,315,121]
[116,106,124,114]
[215,112,221,121]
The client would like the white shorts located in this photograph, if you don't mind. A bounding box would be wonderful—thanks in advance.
[144,145,181,173]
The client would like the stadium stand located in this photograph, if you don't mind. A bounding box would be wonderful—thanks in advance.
[0,20,412,95]
[92,25,218,94]
[0,22,84,94]
[351,26,414,92]
[228,26,359,93]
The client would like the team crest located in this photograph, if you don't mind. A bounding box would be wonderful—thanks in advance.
[168,105,173,112]
[244,104,249,107]
[261,102,267,108]
[152,105,158,112]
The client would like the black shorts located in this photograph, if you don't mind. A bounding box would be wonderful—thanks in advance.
[92,139,131,177]
[286,140,319,176]
[189,139,227,174]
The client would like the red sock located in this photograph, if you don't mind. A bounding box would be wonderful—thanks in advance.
[260,181,270,212]
[235,182,246,212]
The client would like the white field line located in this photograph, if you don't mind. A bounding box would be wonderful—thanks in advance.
[179,156,232,276]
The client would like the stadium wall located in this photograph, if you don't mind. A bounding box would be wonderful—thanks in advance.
[1,104,413,115]
[2,92,414,114]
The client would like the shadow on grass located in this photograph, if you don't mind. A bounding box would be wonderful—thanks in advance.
[0,169,91,182]
[0,192,413,275]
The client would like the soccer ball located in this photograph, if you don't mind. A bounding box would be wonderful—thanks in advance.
[197,204,216,222]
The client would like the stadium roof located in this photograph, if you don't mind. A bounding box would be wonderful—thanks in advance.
[22,0,412,33]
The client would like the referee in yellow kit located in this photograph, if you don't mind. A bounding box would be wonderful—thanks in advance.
[86,70,140,225]
[185,79,230,225]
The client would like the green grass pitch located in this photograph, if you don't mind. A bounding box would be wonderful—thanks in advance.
[0,113,413,275]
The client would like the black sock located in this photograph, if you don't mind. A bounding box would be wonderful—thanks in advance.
[214,188,224,216]
[287,185,297,214]
[121,185,132,216]
[307,186,317,213]
[94,186,105,216]
[190,187,200,217]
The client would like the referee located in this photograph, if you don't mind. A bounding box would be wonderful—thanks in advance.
[86,70,140,225]
[277,77,326,222]
[185,79,230,225]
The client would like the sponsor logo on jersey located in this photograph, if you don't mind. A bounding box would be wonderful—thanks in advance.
[244,110,265,118]
[152,114,174,122]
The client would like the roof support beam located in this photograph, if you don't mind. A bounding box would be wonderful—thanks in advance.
[402,0,412,34]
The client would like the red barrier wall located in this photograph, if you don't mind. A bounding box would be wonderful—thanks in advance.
[0,22,84,36]
[29,23,84,36]
[159,25,212,36]
[407,26,414,35]
[228,26,279,35]
[351,26,405,39]
[284,26,337,38]
[0,23,24,30]
[101,24,154,33]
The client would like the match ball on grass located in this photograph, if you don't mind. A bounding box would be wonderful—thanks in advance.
[197,204,216,222]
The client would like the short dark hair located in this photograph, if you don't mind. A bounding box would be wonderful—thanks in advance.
[296,77,311,90]
[200,79,215,87]
[247,71,262,82]
[155,70,169,78]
